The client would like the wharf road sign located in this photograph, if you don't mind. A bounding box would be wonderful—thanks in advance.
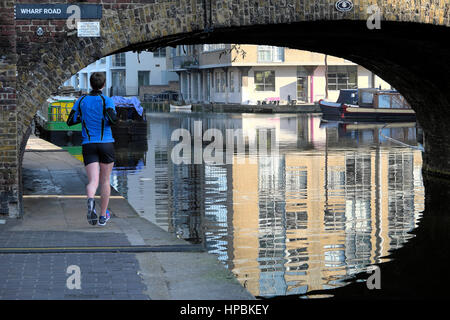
[15,4,102,20]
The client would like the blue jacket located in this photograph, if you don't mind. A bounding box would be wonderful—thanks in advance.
[69,91,117,145]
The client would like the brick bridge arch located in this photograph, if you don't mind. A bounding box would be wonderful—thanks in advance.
[1,0,449,216]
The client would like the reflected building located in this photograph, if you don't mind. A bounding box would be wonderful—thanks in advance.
[167,162,204,243]
[203,164,231,262]
[110,111,424,298]
[229,134,424,297]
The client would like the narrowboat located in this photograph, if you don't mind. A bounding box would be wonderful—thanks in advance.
[111,96,148,142]
[34,96,83,146]
[319,88,416,122]
[34,95,148,146]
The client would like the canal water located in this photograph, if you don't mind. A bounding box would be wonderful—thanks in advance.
[107,112,424,298]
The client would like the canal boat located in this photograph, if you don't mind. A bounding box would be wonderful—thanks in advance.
[319,88,416,122]
[34,96,83,146]
[111,96,148,142]
[34,95,148,146]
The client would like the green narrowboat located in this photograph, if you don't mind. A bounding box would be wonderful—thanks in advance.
[35,96,83,146]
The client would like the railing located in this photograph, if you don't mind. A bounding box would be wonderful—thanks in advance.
[110,86,126,96]
[142,102,171,112]
[172,55,198,69]
[48,101,75,122]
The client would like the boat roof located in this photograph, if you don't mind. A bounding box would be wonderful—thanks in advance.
[358,88,398,94]
[47,96,77,103]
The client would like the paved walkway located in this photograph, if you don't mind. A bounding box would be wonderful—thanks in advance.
[0,136,254,300]
[25,136,63,152]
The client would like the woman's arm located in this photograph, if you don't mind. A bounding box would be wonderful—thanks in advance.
[104,97,117,125]
[66,96,84,126]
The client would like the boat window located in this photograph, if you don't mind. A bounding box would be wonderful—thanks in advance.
[336,90,358,104]
[360,91,374,105]
[391,95,406,108]
[378,94,392,108]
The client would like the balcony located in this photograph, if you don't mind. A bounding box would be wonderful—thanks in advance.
[172,56,198,70]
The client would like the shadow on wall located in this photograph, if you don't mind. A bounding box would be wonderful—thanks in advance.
[279,81,297,103]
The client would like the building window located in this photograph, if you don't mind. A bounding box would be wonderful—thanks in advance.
[182,73,188,97]
[176,45,190,56]
[99,57,106,64]
[214,71,226,93]
[254,70,275,91]
[220,72,226,93]
[206,72,211,100]
[82,73,88,91]
[215,72,220,93]
[327,66,358,90]
[152,48,166,58]
[111,70,126,96]
[203,44,226,52]
[138,71,150,87]
[112,53,126,67]
[238,71,242,92]
[257,46,284,63]
[229,71,234,93]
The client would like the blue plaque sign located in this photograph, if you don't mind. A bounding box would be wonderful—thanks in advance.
[15,4,102,20]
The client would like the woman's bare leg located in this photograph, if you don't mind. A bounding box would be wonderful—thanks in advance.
[85,162,100,198]
[99,162,114,216]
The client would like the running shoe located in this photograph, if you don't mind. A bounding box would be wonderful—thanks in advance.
[87,198,97,225]
[98,209,111,226]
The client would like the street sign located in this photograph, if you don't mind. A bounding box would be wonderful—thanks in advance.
[15,4,102,20]
[77,22,100,37]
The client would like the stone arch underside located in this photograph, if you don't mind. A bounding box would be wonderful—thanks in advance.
[8,0,450,217]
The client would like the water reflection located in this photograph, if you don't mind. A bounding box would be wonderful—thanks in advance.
[110,113,424,297]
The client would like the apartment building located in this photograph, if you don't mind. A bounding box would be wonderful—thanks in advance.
[65,48,178,96]
[167,44,391,104]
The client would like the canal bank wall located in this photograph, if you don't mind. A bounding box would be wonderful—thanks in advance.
[143,102,321,114]
[0,136,254,300]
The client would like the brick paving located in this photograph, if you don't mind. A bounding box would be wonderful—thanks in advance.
[0,230,149,300]
[0,252,149,300]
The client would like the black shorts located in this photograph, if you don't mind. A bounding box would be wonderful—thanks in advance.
[82,143,115,166]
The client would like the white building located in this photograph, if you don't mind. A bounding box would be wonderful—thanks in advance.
[65,49,179,96]
[167,44,392,105]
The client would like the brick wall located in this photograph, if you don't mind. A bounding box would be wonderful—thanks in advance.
[0,0,18,216]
